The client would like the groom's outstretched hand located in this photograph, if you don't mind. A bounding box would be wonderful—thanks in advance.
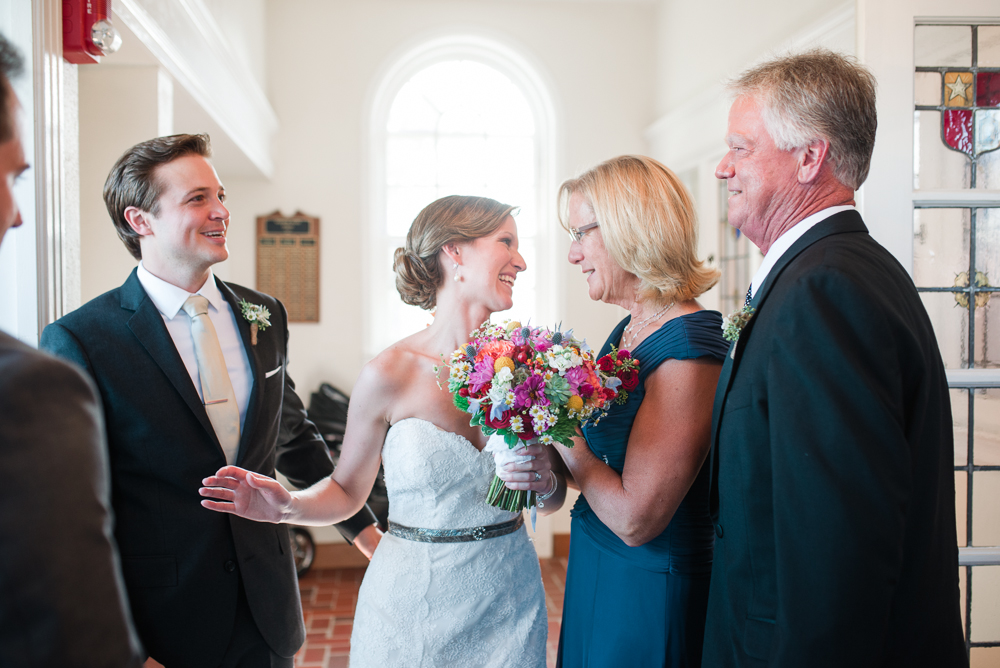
[200,466,294,524]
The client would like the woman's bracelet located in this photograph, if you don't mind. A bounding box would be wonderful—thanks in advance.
[536,471,558,507]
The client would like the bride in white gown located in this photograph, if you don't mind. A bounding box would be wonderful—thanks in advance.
[200,195,566,667]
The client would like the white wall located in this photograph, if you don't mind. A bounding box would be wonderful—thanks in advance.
[654,0,845,117]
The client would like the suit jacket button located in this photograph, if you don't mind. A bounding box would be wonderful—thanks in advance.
[224,560,237,573]
[714,523,723,538]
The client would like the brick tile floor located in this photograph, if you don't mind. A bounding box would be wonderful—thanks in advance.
[295,557,568,667]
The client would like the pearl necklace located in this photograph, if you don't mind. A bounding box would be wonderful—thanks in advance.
[621,301,674,350]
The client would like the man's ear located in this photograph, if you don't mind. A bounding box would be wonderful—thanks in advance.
[796,139,831,185]
[124,206,154,237]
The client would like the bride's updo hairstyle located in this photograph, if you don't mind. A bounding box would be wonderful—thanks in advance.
[393,195,516,310]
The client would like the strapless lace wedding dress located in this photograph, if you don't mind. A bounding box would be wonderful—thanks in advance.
[349,418,547,667]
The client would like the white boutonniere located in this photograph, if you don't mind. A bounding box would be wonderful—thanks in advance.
[238,299,271,345]
[722,304,755,344]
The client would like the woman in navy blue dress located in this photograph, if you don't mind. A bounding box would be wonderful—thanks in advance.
[554,155,728,667]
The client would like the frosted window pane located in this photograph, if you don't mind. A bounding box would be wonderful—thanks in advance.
[975,390,1000,466]
[975,110,1000,155]
[484,136,535,187]
[978,146,1000,189]
[915,71,941,105]
[436,136,489,187]
[976,208,1000,292]
[971,647,1000,667]
[972,480,1000,549]
[919,292,967,369]
[915,25,972,67]
[388,85,442,133]
[913,208,970,288]
[953,388,968,467]
[973,298,999,369]
[386,186,437,236]
[386,136,435,187]
[956,473,968,546]
[508,190,538,237]
[980,26,1000,67]
[914,111,972,189]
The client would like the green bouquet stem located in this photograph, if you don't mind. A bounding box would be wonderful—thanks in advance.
[486,474,537,512]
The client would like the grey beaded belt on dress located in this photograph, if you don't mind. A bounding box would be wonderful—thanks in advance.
[388,515,524,543]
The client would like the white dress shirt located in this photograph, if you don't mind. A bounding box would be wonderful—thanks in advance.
[137,263,253,432]
[749,205,856,299]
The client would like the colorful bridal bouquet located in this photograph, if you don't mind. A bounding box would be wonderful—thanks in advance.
[442,320,625,512]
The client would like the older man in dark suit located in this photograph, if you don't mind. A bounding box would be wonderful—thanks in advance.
[704,50,967,666]
[41,133,378,667]
[0,33,142,667]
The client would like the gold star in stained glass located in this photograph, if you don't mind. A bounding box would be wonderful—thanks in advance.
[945,72,973,107]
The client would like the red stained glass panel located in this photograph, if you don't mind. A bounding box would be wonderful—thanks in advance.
[978,72,1000,108]
[944,109,974,155]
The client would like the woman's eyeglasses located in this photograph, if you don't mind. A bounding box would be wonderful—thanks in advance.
[568,221,599,243]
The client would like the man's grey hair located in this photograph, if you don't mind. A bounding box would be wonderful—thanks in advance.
[728,49,877,190]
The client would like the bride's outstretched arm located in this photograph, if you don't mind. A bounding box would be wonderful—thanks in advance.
[200,359,393,526]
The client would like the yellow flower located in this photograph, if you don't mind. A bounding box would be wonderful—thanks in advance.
[494,356,515,373]
[566,395,583,411]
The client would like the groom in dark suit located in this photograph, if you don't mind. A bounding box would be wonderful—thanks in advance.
[704,51,967,666]
[41,134,376,667]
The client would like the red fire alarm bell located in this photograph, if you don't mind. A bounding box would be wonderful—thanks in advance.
[63,0,122,64]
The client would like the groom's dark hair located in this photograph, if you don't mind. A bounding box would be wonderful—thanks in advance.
[103,133,212,260]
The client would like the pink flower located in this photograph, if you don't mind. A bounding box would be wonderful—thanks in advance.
[564,367,589,391]
[531,334,553,353]
[469,356,495,393]
[514,374,549,409]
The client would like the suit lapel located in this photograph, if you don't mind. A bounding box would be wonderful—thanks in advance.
[217,278,263,465]
[121,270,221,447]
[707,210,869,516]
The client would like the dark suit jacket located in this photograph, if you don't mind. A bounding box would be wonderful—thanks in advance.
[704,211,967,667]
[41,270,334,666]
[0,331,142,667]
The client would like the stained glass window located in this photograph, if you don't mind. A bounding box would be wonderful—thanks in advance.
[914,22,1000,656]
[914,25,1000,189]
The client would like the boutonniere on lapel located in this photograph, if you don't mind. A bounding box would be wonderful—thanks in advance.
[238,299,271,345]
[722,304,755,344]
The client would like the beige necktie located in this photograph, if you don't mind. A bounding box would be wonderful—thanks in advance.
[182,295,240,464]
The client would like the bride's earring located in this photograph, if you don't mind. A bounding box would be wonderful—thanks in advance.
[453,262,461,282]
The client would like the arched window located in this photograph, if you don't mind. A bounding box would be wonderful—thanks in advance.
[366,36,557,358]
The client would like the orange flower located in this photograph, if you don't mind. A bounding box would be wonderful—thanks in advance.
[477,339,515,363]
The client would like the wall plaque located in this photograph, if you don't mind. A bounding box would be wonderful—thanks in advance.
[256,210,320,322]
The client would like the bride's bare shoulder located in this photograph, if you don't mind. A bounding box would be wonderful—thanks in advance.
[357,336,436,397]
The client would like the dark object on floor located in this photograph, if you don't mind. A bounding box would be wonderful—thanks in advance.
[290,527,316,577]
